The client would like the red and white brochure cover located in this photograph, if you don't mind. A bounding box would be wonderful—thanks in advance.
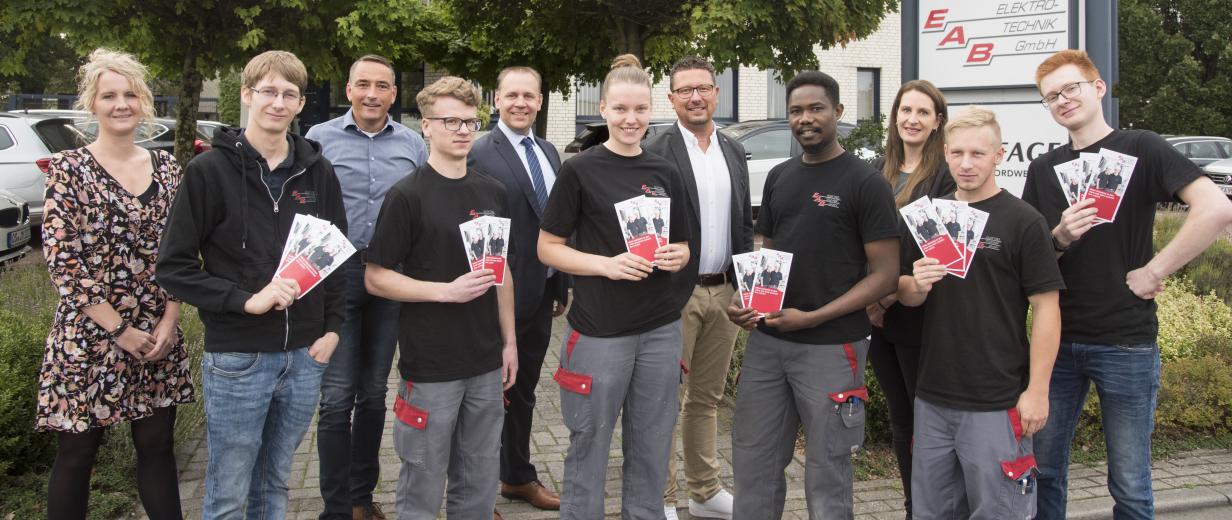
[1078,152,1101,202]
[749,249,792,317]
[732,251,760,308]
[459,218,486,273]
[1053,158,1085,207]
[958,208,990,278]
[274,214,355,299]
[1087,149,1137,223]
[615,195,658,263]
[931,199,969,277]
[479,216,511,285]
[641,196,670,248]
[901,197,964,269]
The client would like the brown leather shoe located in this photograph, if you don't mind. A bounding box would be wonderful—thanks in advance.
[500,480,561,510]
[352,502,387,520]
[493,508,504,520]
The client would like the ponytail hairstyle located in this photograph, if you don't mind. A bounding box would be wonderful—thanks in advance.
[601,54,651,99]
[883,80,948,208]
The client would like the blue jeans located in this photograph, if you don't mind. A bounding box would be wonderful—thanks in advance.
[317,261,401,518]
[1034,342,1160,520]
[201,348,327,520]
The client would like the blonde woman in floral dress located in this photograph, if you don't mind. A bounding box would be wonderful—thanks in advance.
[37,48,193,520]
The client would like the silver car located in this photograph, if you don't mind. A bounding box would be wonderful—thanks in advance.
[0,112,82,228]
[1202,158,1232,199]
[0,188,33,264]
[719,119,861,211]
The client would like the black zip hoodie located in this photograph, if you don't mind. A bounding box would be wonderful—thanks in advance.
[157,126,347,352]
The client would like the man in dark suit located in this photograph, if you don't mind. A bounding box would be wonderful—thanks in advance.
[644,56,753,520]
[467,66,567,517]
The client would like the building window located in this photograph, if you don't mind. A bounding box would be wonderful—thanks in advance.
[768,70,786,119]
[857,68,880,121]
[713,68,736,121]
[575,81,601,118]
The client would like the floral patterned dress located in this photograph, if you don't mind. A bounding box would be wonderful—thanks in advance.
[36,148,195,433]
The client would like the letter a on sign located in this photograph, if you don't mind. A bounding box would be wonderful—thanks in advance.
[924,9,948,29]
[939,26,966,46]
[967,43,994,64]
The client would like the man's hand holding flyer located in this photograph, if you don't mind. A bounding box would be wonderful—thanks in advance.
[274,214,356,299]
[459,216,512,285]
[1053,149,1137,224]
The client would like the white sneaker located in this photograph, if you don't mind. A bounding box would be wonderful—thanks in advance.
[664,504,680,520]
[688,489,734,520]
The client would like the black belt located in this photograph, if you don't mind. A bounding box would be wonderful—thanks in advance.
[357,249,368,265]
[697,272,729,287]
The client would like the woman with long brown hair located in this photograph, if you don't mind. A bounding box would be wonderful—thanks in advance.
[866,79,954,518]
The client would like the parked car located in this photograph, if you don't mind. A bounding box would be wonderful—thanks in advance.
[1166,135,1232,168]
[562,120,677,156]
[0,112,82,228]
[718,119,859,209]
[1202,158,1232,198]
[0,188,33,264]
[9,109,218,154]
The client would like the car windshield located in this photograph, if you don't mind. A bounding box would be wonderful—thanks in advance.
[73,120,169,143]
[721,122,778,140]
[33,120,86,152]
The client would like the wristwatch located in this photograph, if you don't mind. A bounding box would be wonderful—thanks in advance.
[1051,235,1071,252]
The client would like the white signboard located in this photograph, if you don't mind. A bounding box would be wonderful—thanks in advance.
[950,103,1069,197]
[919,1,1072,89]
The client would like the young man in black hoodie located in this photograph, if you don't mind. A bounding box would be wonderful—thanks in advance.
[157,50,347,518]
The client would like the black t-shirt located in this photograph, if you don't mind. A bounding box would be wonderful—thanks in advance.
[540,145,693,337]
[871,160,958,348]
[912,190,1066,411]
[754,152,899,344]
[1022,129,1203,345]
[368,164,508,382]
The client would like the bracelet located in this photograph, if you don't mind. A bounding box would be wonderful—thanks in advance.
[1051,235,1071,252]
[109,321,130,338]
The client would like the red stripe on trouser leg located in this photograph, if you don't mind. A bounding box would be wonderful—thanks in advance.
[679,359,689,375]
[1008,407,1024,443]
[842,343,858,378]
[566,330,581,363]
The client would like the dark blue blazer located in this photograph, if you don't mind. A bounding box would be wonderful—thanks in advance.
[469,129,570,318]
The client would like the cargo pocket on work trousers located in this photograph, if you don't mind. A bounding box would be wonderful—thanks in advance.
[393,381,430,469]
[827,386,868,456]
[555,366,593,434]
[998,454,1038,519]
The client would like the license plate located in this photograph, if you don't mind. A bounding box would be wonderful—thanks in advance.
[8,227,30,248]
[1221,184,1232,196]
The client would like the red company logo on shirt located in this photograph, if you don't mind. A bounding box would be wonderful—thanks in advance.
[641,184,668,197]
[811,192,842,208]
[468,209,496,219]
[291,190,318,204]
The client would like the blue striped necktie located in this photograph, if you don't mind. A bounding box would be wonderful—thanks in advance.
[520,137,549,212]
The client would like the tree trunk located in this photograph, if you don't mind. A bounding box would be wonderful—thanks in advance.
[613,18,645,62]
[173,48,204,166]
[535,79,551,139]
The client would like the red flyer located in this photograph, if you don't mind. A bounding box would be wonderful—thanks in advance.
[480,216,511,285]
[748,249,792,317]
[901,197,964,269]
[273,214,355,299]
[1086,149,1137,223]
[459,218,486,272]
[615,195,659,263]
[732,251,760,308]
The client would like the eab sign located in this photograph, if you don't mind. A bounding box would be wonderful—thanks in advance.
[918,1,1079,89]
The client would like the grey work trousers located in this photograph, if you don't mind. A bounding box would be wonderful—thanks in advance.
[392,369,503,520]
[732,331,869,520]
[556,320,683,520]
[911,397,1038,520]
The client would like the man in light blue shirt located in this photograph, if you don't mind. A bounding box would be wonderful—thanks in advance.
[304,54,427,520]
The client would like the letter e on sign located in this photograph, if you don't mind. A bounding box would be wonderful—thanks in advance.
[967,43,994,64]
[924,9,948,29]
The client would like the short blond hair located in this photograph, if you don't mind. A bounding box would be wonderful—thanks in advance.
[945,106,1002,142]
[242,50,308,94]
[415,76,480,117]
[74,48,157,129]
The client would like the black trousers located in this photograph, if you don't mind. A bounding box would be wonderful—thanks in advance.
[868,327,922,517]
[499,279,558,485]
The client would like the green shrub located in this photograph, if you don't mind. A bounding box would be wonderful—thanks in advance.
[839,114,887,158]
[217,70,241,126]
[1157,355,1232,433]
[1155,277,1232,360]
[1154,212,1232,304]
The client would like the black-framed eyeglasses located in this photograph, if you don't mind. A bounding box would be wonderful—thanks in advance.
[1040,81,1093,106]
[671,84,716,97]
[249,87,303,103]
[425,117,483,132]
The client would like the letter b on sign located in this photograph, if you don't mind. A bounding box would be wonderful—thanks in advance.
[967,43,994,64]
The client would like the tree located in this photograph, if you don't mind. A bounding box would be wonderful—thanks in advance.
[431,0,900,136]
[1117,0,1232,136]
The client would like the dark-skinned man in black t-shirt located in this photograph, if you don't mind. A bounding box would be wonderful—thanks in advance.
[725,71,899,520]
[900,107,1064,519]
[1023,49,1232,520]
